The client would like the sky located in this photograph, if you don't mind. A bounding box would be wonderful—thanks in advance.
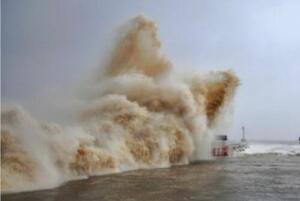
[2,0,300,141]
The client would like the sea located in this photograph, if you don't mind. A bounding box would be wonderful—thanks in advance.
[2,141,300,201]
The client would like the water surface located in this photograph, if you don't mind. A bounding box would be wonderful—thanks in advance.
[3,155,300,201]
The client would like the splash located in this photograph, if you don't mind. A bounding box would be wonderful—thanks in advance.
[103,15,171,77]
[1,15,239,193]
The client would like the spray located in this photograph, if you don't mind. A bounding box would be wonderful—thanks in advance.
[1,15,239,193]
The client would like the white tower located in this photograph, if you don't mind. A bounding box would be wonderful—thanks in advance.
[241,126,246,143]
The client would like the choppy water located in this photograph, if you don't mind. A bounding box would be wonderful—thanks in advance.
[3,153,300,201]
[242,141,300,156]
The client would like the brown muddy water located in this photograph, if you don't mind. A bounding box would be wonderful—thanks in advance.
[2,155,300,201]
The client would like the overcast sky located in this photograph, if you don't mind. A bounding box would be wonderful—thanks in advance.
[2,0,300,140]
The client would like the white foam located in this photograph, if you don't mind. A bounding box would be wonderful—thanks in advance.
[242,142,300,155]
